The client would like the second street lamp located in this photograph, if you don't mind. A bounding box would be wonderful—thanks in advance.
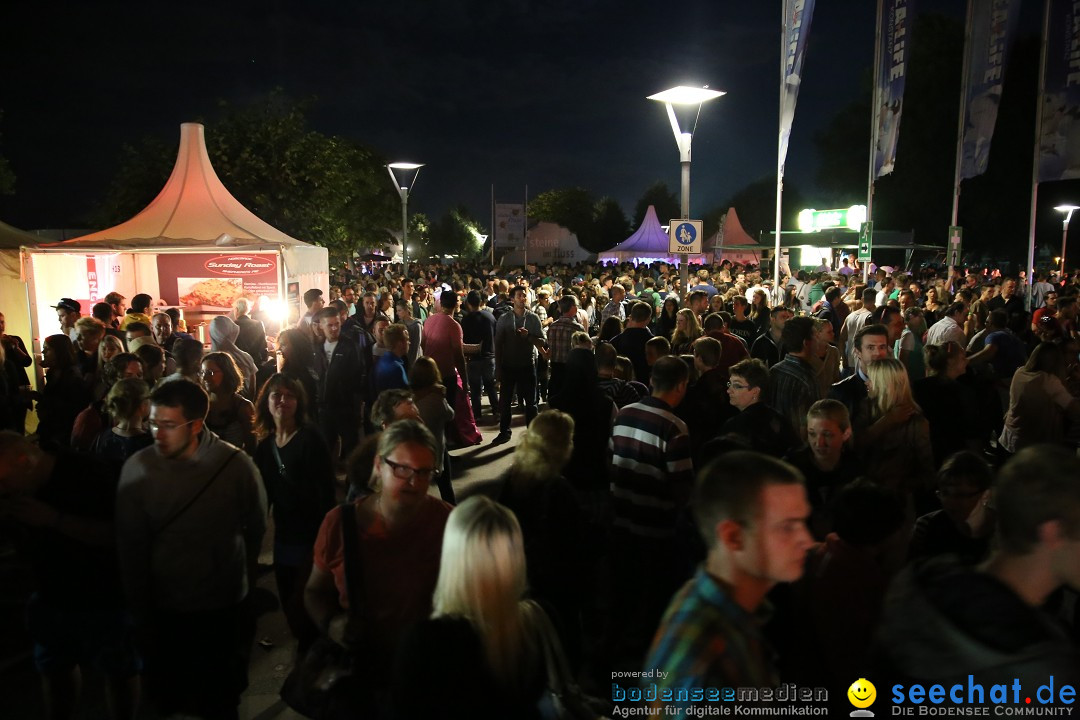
[647,85,725,294]
[387,162,424,268]
[1054,204,1078,279]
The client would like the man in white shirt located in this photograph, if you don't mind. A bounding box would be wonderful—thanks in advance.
[875,277,895,308]
[925,301,969,348]
[840,288,877,370]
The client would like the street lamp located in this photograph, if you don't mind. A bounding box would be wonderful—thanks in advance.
[1054,204,1078,278]
[387,162,424,268]
[647,85,725,294]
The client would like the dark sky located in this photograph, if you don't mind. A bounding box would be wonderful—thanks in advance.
[1,0,963,233]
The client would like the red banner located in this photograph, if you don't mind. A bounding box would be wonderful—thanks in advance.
[157,253,279,308]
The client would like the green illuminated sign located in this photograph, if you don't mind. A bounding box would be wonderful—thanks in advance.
[798,205,868,233]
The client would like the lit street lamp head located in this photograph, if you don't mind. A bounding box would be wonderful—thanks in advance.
[387,162,424,266]
[646,86,726,105]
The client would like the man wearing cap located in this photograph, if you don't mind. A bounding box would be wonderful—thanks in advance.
[53,298,81,343]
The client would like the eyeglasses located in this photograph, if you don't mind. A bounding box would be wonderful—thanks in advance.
[727,382,750,390]
[149,420,196,433]
[382,456,438,482]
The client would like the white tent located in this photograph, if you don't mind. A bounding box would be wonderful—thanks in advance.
[500,221,597,266]
[23,122,328,341]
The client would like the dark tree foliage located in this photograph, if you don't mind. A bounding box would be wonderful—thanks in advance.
[632,180,680,229]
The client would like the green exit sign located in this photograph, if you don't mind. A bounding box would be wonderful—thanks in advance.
[858,222,873,262]
[798,205,868,233]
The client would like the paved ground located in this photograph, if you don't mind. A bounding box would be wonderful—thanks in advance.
[0,409,530,719]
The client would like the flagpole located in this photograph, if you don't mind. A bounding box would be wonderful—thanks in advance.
[951,0,975,231]
[524,185,529,268]
[774,0,787,304]
[490,184,496,266]
[1026,0,1051,312]
[865,0,885,286]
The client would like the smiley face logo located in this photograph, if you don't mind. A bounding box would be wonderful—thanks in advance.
[848,678,876,709]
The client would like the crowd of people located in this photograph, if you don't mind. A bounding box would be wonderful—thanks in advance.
[1,256,1079,718]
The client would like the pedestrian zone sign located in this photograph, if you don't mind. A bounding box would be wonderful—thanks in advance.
[669,220,703,255]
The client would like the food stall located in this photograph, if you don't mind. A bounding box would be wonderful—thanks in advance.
[21,122,328,344]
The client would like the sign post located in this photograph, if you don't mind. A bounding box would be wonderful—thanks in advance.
[669,220,704,256]
[947,225,963,268]
[858,221,873,265]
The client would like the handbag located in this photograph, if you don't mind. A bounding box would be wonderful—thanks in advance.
[533,605,612,720]
[280,502,366,718]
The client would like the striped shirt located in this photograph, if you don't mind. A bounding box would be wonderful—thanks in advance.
[644,568,778,718]
[609,396,693,538]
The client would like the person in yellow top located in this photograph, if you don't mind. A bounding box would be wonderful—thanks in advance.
[118,293,154,331]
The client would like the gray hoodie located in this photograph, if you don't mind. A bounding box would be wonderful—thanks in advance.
[116,430,267,616]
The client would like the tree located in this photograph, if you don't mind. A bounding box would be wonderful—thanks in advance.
[91,91,400,263]
[529,187,632,252]
[426,206,487,259]
[632,180,679,228]
[719,176,807,240]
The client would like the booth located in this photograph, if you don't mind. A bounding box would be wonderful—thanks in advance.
[708,208,761,266]
[22,123,329,343]
[598,205,709,265]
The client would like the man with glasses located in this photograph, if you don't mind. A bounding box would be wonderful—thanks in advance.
[115,379,267,720]
[715,358,796,458]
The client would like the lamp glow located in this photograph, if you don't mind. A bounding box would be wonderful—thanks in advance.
[647,86,726,104]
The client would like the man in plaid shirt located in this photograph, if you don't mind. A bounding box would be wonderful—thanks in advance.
[545,294,584,399]
[643,452,812,718]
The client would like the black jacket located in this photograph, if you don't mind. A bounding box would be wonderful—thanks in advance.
[828,372,874,433]
[235,315,268,366]
[312,339,363,421]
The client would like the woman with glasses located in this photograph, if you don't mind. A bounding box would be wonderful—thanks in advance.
[200,351,256,454]
[304,420,452,714]
[253,374,335,654]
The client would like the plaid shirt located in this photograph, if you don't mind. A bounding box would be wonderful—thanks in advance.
[765,355,822,439]
[601,299,626,325]
[644,568,778,717]
[546,316,584,364]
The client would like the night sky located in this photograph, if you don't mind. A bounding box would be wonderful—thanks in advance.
[2,0,970,234]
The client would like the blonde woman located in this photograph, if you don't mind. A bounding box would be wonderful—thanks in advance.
[865,358,934,493]
[670,308,702,355]
[90,377,153,462]
[391,496,563,719]
[494,410,585,667]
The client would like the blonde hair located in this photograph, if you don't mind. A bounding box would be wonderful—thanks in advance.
[432,496,540,693]
[671,308,702,349]
[866,358,920,419]
[511,410,574,480]
[105,377,150,422]
[97,335,125,371]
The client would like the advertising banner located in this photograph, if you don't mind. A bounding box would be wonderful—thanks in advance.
[778,0,817,174]
[1038,0,1080,182]
[873,0,915,178]
[959,0,1021,180]
[494,203,525,247]
[157,253,280,308]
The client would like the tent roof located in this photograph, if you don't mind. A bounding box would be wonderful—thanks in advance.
[0,220,42,250]
[40,123,312,252]
[611,205,671,252]
[705,208,756,249]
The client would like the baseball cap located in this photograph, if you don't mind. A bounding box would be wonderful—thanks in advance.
[52,298,81,313]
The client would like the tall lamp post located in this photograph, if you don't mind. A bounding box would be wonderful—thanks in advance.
[647,85,724,294]
[387,162,424,268]
[1054,204,1078,279]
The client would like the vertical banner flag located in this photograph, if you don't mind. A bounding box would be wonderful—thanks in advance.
[1038,0,1080,182]
[960,0,1021,179]
[494,203,525,247]
[874,0,915,178]
[778,0,816,174]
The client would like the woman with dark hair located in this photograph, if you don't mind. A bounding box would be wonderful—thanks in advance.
[913,342,980,466]
[34,334,91,450]
[409,357,456,504]
[749,289,771,337]
[999,342,1080,453]
[253,373,336,653]
[200,351,256,454]
[597,315,623,343]
[72,351,144,450]
[277,328,318,418]
[653,296,680,340]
